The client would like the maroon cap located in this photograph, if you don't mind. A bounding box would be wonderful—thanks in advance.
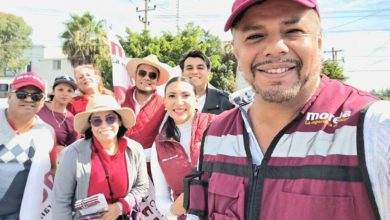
[224,0,320,32]
[11,71,46,93]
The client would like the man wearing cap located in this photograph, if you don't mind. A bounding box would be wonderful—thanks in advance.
[179,50,234,115]
[122,54,169,168]
[185,0,390,219]
[0,72,57,219]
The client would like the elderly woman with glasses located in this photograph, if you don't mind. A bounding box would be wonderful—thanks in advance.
[53,95,148,220]
[38,75,80,155]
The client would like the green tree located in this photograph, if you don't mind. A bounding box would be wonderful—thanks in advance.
[370,88,390,100]
[0,12,32,75]
[61,12,112,88]
[322,60,348,81]
[119,23,236,92]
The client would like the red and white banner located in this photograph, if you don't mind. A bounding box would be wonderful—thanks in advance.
[106,28,132,104]
[140,178,165,220]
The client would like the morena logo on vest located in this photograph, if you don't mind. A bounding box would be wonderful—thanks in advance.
[305,110,352,127]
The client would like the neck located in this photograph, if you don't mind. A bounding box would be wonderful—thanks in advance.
[135,89,153,105]
[84,88,99,96]
[98,138,118,155]
[196,84,207,97]
[49,101,67,113]
[6,109,36,133]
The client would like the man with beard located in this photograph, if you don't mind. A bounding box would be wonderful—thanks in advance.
[179,50,234,114]
[185,0,390,219]
[122,54,169,168]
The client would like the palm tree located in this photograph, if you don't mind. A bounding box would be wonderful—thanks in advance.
[61,12,109,67]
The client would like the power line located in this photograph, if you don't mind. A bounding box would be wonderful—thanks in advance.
[326,6,390,30]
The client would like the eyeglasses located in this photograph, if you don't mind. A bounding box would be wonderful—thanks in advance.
[137,70,158,80]
[12,91,44,102]
[90,114,118,127]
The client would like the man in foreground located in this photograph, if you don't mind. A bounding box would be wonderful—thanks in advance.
[0,72,57,219]
[186,0,390,219]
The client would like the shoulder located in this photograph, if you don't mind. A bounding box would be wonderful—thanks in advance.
[364,101,390,127]
[208,84,230,98]
[125,137,144,154]
[207,107,242,136]
[67,139,91,154]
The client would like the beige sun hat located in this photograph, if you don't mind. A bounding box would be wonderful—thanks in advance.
[74,94,136,134]
[126,54,170,86]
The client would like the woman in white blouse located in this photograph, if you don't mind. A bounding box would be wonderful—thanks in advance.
[151,77,215,219]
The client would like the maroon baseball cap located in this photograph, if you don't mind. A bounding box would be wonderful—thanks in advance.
[11,71,46,93]
[224,0,320,32]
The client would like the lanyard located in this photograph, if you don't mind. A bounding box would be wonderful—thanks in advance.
[92,142,115,203]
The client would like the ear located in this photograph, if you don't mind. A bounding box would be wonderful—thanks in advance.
[231,39,240,60]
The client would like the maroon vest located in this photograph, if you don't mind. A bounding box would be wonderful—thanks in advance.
[155,112,215,199]
[122,87,165,149]
[188,77,380,220]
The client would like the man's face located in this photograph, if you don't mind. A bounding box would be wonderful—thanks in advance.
[134,64,159,95]
[7,85,45,118]
[232,0,322,103]
[182,57,210,91]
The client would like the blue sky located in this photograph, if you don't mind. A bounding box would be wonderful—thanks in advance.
[1,0,390,91]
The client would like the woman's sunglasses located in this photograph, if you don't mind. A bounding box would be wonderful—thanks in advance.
[12,91,44,102]
[90,114,118,127]
[137,70,158,80]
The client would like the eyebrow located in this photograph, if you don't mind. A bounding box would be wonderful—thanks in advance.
[241,16,302,32]
[282,17,301,25]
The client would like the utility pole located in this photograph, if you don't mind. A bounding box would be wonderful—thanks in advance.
[324,47,344,63]
[136,0,156,31]
[176,0,180,30]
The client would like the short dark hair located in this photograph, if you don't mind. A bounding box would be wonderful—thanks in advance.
[179,50,210,71]
[84,112,128,140]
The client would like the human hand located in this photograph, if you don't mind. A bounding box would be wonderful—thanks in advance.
[172,193,186,216]
[102,203,120,220]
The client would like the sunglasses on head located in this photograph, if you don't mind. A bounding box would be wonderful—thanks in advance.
[137,70,158,80]
[13,91,44,102]
[90,114,118,127]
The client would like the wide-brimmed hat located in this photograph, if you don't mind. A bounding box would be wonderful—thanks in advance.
[74,95,136,134]
[224,0,320,32]
[126,54,170,86]
[53,75,77,90]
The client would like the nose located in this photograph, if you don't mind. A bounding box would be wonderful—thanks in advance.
[262,35,289,58]
[176,96,184,104]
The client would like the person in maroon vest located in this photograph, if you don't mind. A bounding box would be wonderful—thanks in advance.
[184,0,390,219]
[122,54,170,175]
[150,77,215,219]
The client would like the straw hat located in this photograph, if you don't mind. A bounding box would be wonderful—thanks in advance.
[127,54,170,86]
[74,95,136,134]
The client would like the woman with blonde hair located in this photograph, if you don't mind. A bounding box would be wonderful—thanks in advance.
[68,64,113,115]
[54,95,148,220]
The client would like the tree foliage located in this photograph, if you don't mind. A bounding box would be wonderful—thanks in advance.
[119,23,236,92]
[0,12,32,76]
[60,12,112,88]
[370,88,390,100]
[322,60,348,81]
